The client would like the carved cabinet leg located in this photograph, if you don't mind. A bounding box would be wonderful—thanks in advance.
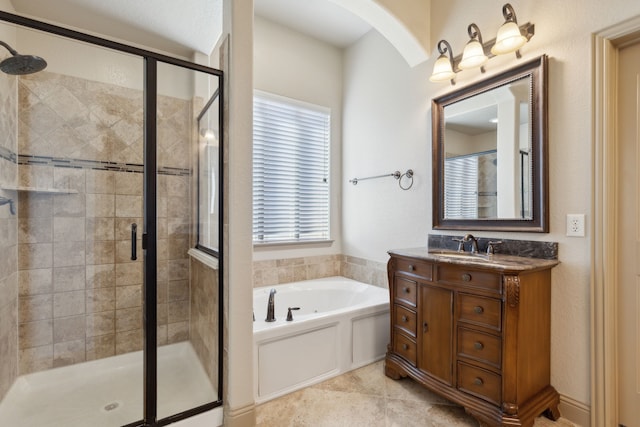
[384,361,402,380]
[544,403,561,421]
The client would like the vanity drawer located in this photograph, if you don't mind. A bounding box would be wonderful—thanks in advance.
[394,332,417,365]
[457,362,502,406]
[396,258,432,280]
[394,304,417,337]
[458,294,502,331]
[457,327,501,369]
[438,265,501,293]
[394,277,417,307]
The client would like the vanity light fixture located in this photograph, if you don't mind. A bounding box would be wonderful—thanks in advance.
[429,39,456,85]
[459,24,488,71]
[429,3,534,85]
[491,3,528,57]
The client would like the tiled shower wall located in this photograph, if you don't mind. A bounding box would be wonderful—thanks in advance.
[252,254,388,289]
[15,71,192,374]
[0,73,18,399]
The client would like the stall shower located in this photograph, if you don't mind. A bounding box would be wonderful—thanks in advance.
[0,12,223,427]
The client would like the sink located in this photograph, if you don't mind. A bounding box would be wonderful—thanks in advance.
[429,251,490,261]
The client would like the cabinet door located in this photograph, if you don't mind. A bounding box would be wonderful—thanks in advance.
[419,285,453,385]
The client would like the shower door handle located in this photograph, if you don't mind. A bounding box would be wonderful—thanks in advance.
[131,223,137,261]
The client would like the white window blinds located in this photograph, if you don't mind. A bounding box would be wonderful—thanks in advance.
[252,92,330,243]
[444,155,478,219]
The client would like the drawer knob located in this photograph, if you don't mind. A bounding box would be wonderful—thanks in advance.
[401,315,408,322]
[408,264,415,271]
[403,287,410,294]
[462,273,472,282]
[474,306,484,314]
[402,343,409,351]
[474,377,484,386]
[474,341,484,350]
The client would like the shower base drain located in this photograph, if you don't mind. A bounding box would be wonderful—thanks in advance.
[103,401,121,412]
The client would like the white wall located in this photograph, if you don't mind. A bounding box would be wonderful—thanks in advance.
[341,0,640,412]
[342,30,430,262]
[253,16,344,260]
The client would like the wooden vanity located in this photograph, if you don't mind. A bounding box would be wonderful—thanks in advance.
[385,248,560,427]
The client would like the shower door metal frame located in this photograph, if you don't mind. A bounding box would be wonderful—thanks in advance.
[0,10,225,427]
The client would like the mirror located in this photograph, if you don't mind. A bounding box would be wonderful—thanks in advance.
[432,55,548,232]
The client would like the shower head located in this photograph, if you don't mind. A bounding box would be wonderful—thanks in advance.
[0,40,47,75]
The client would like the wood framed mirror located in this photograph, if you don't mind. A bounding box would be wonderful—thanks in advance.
[432,55,548,232]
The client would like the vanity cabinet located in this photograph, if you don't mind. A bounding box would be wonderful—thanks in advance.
[385,249,560,427]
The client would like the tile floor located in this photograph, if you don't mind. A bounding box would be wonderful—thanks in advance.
[256,361,577,427]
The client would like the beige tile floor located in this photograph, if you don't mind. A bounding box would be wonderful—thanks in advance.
[256,361,576,427]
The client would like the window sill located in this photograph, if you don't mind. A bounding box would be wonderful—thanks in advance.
[188,248,219,270]
[253,239,334,250]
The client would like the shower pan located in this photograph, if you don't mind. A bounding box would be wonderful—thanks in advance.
[0,10,223,427]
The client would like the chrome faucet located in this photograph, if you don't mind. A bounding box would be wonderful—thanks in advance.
[462,234,479,254]
[265,289,277,322]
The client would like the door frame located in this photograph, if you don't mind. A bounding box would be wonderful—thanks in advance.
[592,15,640,427]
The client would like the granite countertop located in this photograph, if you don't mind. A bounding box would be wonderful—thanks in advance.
[388,247,560,272]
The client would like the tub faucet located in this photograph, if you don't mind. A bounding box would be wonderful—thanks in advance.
[265,289,277,322]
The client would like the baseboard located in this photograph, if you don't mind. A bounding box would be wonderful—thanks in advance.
[559,394,590,427]
[224,402,256,427]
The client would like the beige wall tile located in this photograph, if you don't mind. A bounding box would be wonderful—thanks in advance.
[19,345,53,374]
[115,195,142,218]
[53,194,85,217]
[115,262,142,286]
[156,281,167,305]
[18,217,52,244]
[115,172,142,195]
[157,325,168,346]
[18,165,53,189]
[85,170,115,194]
[19,294,52,322]
[53,339,85,367]
[19,319,53,349]
[53,168,85,194]
[53,315,85,343]
[86,311,115,337]
[86,288,115,313]
[167,259,188,281]
[115,284,142,309]
[157,302,168,325]
[19,269,52,296]
[86,264,114,288]
[85,240,114,265]
[85,194,114,218]
[53,266,85,292]
[168,238,189,260]
[86,218,115,241]
[167,321,188,343]
[53,217,86,242]
[168,300,189,323]
[53,241,85,267]
[115,329,142,354]
[86,334,114,361]
[115,307,141,332]
[168,280,189,302]
[53,291,85,318]
[18,193,52,219]
[18,243,52,270]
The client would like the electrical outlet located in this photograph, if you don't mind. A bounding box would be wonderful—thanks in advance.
[566,214,585,237]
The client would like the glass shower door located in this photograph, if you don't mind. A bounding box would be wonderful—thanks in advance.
[154,61,221,421]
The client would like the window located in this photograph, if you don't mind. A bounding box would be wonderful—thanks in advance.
[252,92,330,244]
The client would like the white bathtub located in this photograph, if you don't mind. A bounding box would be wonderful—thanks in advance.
[253,276,390,403]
